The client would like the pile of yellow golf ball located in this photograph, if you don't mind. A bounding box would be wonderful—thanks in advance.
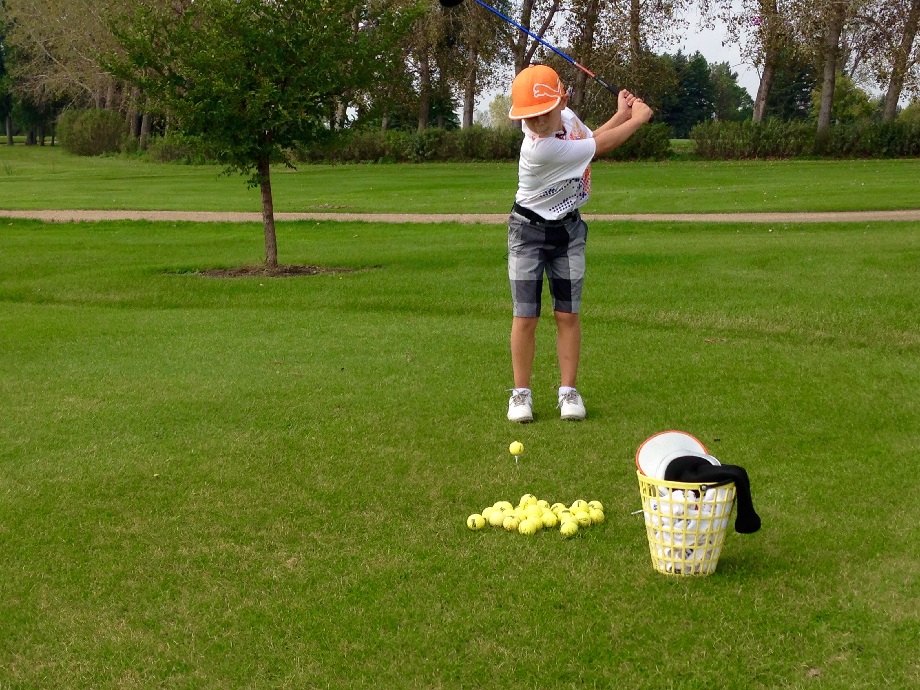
[467,495,605,538]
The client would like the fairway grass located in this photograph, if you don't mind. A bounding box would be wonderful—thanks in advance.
[2,144,920,215]
[1,218,918,688]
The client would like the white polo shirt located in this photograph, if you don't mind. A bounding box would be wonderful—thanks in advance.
[514,108,595,221]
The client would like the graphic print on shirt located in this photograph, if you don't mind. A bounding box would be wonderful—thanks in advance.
[539,118,591,217]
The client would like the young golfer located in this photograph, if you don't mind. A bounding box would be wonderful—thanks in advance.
[506,64,653,422]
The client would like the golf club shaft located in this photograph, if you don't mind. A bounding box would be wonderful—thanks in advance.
[472,0,619,95]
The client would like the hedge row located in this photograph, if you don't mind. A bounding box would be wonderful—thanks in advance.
[294,122,673,163]
[690,120,920,159]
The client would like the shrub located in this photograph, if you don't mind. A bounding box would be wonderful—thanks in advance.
[691,119,920,159]
[828,120,920,157]
[293,124,674,164]
[690,120,815,159]
[455,125,521,160]
[57,109,126,156]
[604,122,672,161]
[146,134,219,164]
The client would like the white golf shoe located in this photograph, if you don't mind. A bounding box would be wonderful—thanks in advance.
[507,389,534,423]
[558,389,586,421]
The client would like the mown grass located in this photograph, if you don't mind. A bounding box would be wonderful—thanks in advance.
[1,216,918,688]
[1,144,920,214]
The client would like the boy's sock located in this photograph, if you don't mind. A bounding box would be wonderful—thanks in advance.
[558,386,577,398]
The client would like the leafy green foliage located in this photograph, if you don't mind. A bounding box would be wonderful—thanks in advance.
[710,62,753,122]
[764,48,816,121]
[293,123,670,163]
[657,51,716,138]
[106,0,419,185]
[690,119,920,159]
[899,98,920,123]
[809,73,876,124]
[57,108,126,156]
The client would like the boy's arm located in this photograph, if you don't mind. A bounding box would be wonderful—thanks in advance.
[592,99,653,157]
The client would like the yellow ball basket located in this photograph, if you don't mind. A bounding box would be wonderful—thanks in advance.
[637,470,736,576]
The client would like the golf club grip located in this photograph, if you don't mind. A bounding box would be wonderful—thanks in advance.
[592,74,619,95]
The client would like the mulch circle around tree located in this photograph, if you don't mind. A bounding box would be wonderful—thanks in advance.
[199,265,357,278]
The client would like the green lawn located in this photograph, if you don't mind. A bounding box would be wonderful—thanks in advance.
[1,214,919,688]
[2,144,920,214]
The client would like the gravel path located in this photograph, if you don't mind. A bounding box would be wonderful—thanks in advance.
[2,209,920,224]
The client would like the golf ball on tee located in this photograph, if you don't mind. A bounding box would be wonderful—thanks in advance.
[509,441,524,456]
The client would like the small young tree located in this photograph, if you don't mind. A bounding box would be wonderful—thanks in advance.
[106,0,416,269]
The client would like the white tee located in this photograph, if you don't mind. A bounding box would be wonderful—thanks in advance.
[514,108,596,220]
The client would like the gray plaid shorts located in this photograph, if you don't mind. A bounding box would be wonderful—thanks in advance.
[508,209,587,317]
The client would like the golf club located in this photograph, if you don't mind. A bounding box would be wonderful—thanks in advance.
[440,0,620,95]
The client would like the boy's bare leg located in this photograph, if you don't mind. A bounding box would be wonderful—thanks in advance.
[511,316,539,389]
[554,311,581,388]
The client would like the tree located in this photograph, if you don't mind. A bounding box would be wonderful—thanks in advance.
[862,0,920,120]
[898,96,920,121]
[809,71,874,122]
[699,0,789,122]
[5,0,124,108]
[814,0,850,147]
[711,61,754,121]
[483,93,514,128]
[763,45,816,119]
[107,0,415,270]
[658,51,716,137]
[1,1,12,144]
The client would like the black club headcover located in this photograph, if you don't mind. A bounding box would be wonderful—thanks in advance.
[663,456,762,534]
[440,0,466,7]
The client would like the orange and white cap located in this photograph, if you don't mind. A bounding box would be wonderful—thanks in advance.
[509,65,565,120]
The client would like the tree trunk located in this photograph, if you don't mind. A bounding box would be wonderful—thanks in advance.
[883,0,920,121]
[418,48,431,131]
[752,0,781,123]
[381,112,389,131]
[629,0,642,64]
[752,52,777,122]
[462,44,477,129]
[571,0,600,112]
[816,1,847,152]
[128,88,141,138]
[258,155,279,269]
[140,111,152,150]
[6,115,13,145]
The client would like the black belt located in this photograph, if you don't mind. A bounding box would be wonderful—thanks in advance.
[512,203,578,226]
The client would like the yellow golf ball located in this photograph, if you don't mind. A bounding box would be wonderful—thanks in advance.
[503,515,521,532]
[588,500,605,512]
[589,508,605,525]
[518,518,537,536]
[488,510,506,527]
[467,514,486,530]
[509,441,524,456]
[575,512,592,529]
[518,493,537,508]
[560,521,579,538]
[541,511,559,529]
